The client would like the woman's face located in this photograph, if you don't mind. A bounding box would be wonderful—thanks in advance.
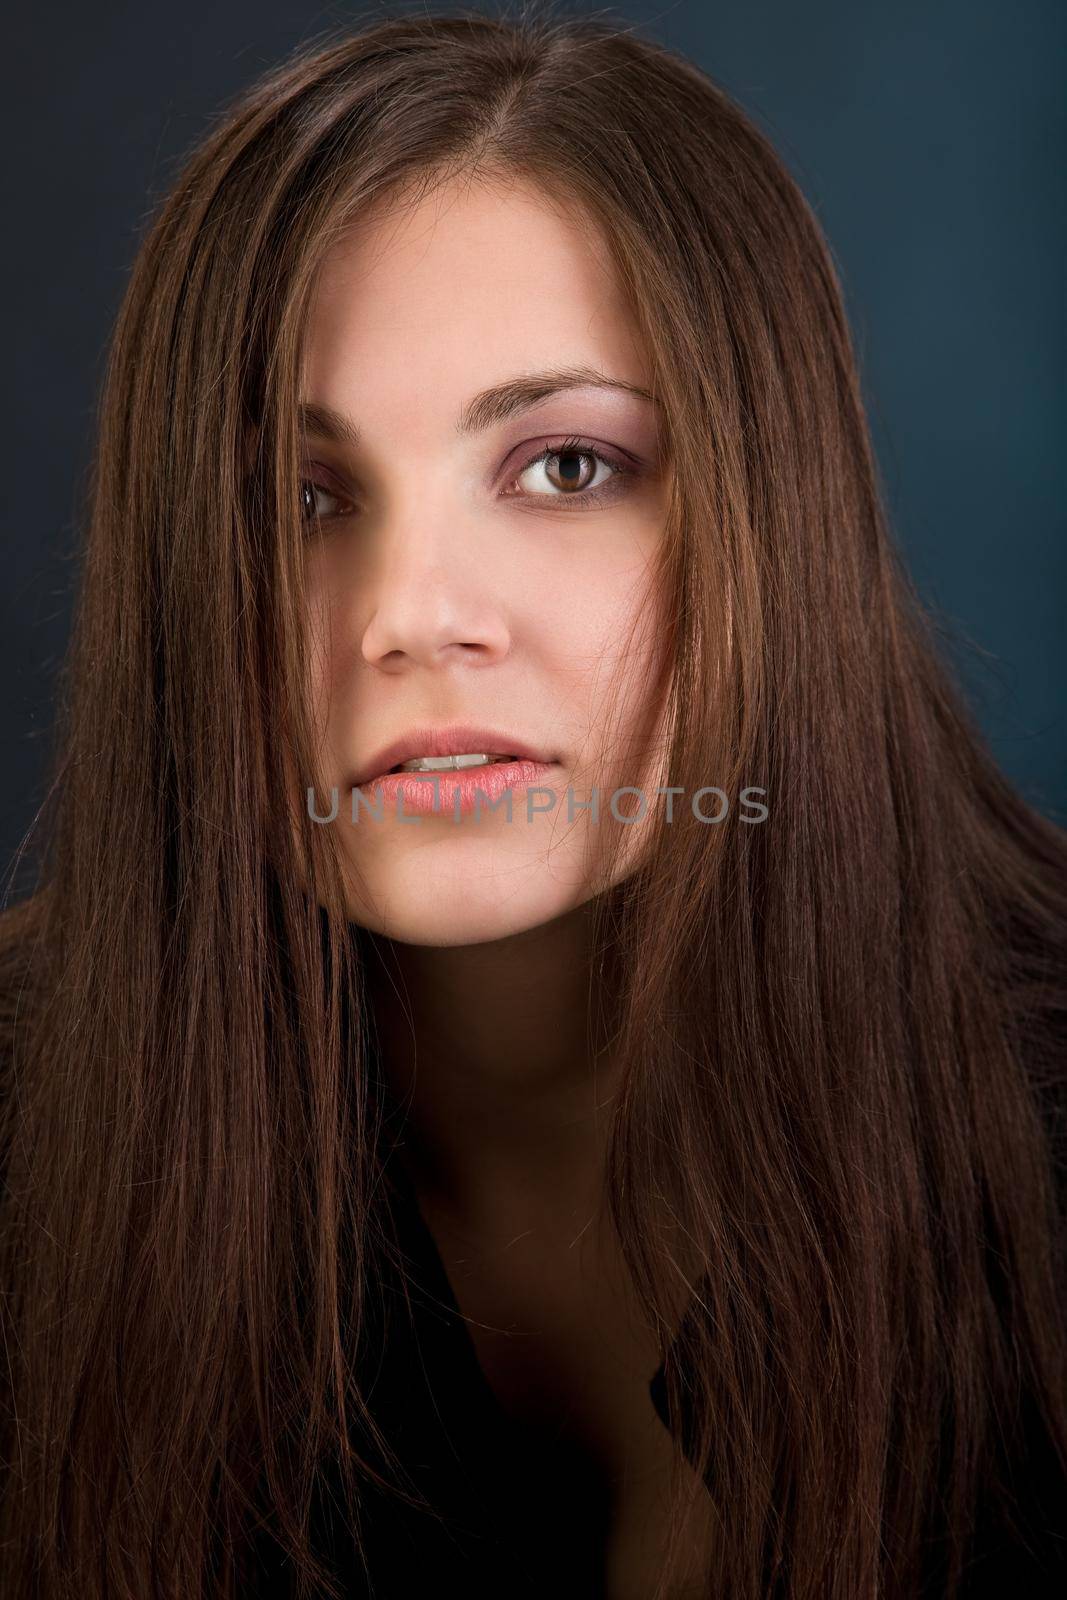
[301,173,671,946]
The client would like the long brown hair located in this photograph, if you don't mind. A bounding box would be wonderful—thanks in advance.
[2,6,1065,1596]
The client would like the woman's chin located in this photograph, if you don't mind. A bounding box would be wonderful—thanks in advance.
[338,853,593,947]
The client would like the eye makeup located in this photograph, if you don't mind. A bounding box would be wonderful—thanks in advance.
[298,427,652,524]
[497,433,641,512]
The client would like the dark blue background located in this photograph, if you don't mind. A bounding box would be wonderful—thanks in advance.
[3,1,1063,898]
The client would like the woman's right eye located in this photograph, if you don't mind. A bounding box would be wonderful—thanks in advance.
[300,470,356,524]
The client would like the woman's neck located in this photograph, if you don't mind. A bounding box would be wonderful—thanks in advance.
[365,900,622,1228]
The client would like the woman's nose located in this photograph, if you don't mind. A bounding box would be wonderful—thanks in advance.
[357,506,512,672]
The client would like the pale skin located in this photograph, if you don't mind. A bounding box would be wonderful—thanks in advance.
[301,173,714,1594]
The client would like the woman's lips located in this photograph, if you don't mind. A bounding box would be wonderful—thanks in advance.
[354,757,559,817]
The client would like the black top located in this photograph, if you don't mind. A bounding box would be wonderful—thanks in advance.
[253,1152,1067,1598]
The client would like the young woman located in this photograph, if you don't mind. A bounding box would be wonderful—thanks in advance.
[2,9,1064,1598]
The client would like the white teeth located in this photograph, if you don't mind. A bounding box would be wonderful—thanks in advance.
[394,752,517,773]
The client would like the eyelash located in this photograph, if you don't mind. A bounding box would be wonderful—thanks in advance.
[299,435,636,524]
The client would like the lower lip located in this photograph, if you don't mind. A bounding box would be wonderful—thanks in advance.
[355,759,559,817]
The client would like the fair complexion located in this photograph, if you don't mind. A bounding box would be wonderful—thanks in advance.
[300,174,713,1590]
[301,172,669,951]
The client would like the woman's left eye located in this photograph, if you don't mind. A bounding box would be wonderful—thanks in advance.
[504,436,633,507]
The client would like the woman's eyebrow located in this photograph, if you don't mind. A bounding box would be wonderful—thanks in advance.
[298,367,657,448]
[456,367,657,433]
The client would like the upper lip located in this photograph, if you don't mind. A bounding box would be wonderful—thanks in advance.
[353,724,555,786]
